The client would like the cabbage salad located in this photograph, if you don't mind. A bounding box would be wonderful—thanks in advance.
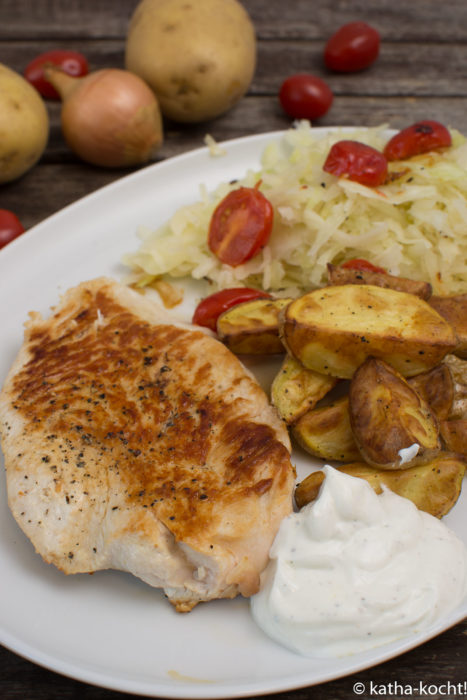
[122,121,467,297]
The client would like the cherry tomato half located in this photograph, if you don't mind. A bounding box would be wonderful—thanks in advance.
[383,120,452,161]
[192,288,272,332]
[0,209,25,250]
[279,74,333,120]
[323,140,388,187]
[208,183,274,267]
[24,50,89,99]
[324,22,380,73]
[342,258,386,273]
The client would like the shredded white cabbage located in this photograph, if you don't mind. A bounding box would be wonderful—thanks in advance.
[122,122,467,296]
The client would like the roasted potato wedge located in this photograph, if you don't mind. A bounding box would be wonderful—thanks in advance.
[292,395,361,462]
[327,263,432,299]
[349,357,441,469]
[295,454,466,517]
[429,293,467,358]
[443,354,467,419]
[280,284,458,378]
[294,469,326,508]
[440,419,467,454]
[217,297,292,354]
[271,354,338,424]
[408,362,454,421]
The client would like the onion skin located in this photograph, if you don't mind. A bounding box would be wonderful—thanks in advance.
[45,67,163,167]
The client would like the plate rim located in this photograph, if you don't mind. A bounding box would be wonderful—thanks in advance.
[0,125,466,698]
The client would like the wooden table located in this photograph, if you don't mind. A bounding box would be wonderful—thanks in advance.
[1,1,466,698]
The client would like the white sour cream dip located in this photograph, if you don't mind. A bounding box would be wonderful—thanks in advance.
[251,465,467,658]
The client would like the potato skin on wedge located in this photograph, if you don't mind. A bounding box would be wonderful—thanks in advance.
[408,363,454,422]
[327,263,432,300]
[444,354,467,419]
[429,293,467,358]
[292,395,361,462]
[294,454,466,518]
[440,419,467,454]
[271,354,337,424]
[280,285,458,379]
[349,357,441,469]
[217,297,292,354]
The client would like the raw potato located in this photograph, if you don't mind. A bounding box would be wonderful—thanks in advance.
[280,284,458,379]
[292,395,361,462]
[349,357,441,469]
[294,455,466,518]
[217,298,291,355]
[271,354,337,424]
[0,63,49,183]
[125,0,256,122]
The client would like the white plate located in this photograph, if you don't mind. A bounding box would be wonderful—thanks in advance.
[0,128,466,698]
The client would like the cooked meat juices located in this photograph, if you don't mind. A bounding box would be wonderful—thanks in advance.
[0,278,295,611]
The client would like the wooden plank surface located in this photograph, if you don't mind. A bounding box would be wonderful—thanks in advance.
[0,1,466,699]
[2,1,467,227]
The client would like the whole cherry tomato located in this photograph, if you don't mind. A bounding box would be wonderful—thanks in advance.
[192,288,272,332]
[279,74,333,120]
[323,140,388,187]
[208,183,274,267]
[24,50,89,99]
[342,258,386,273]
[383,120,452,161]
[324,22,380,73]
[0,209,25,250]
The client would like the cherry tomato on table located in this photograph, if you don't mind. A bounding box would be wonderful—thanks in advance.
[208,182,274,267]
[341,258,386,273]
[24,50,89,99]
[383,120,452,161]
[323,140,388,187]
[324,22,380,73]
[192,288,272,332]
[0,209,25,250]
[279,74,333,120]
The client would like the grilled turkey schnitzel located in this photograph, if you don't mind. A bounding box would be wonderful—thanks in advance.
[0,278,294,611]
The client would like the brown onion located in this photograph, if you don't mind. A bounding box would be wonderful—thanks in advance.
[45,67,163,167]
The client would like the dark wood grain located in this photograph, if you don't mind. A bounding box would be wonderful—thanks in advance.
[2,0,467,41]
[0,1,466,698]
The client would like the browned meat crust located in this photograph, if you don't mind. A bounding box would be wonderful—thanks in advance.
[0,278,295,611]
